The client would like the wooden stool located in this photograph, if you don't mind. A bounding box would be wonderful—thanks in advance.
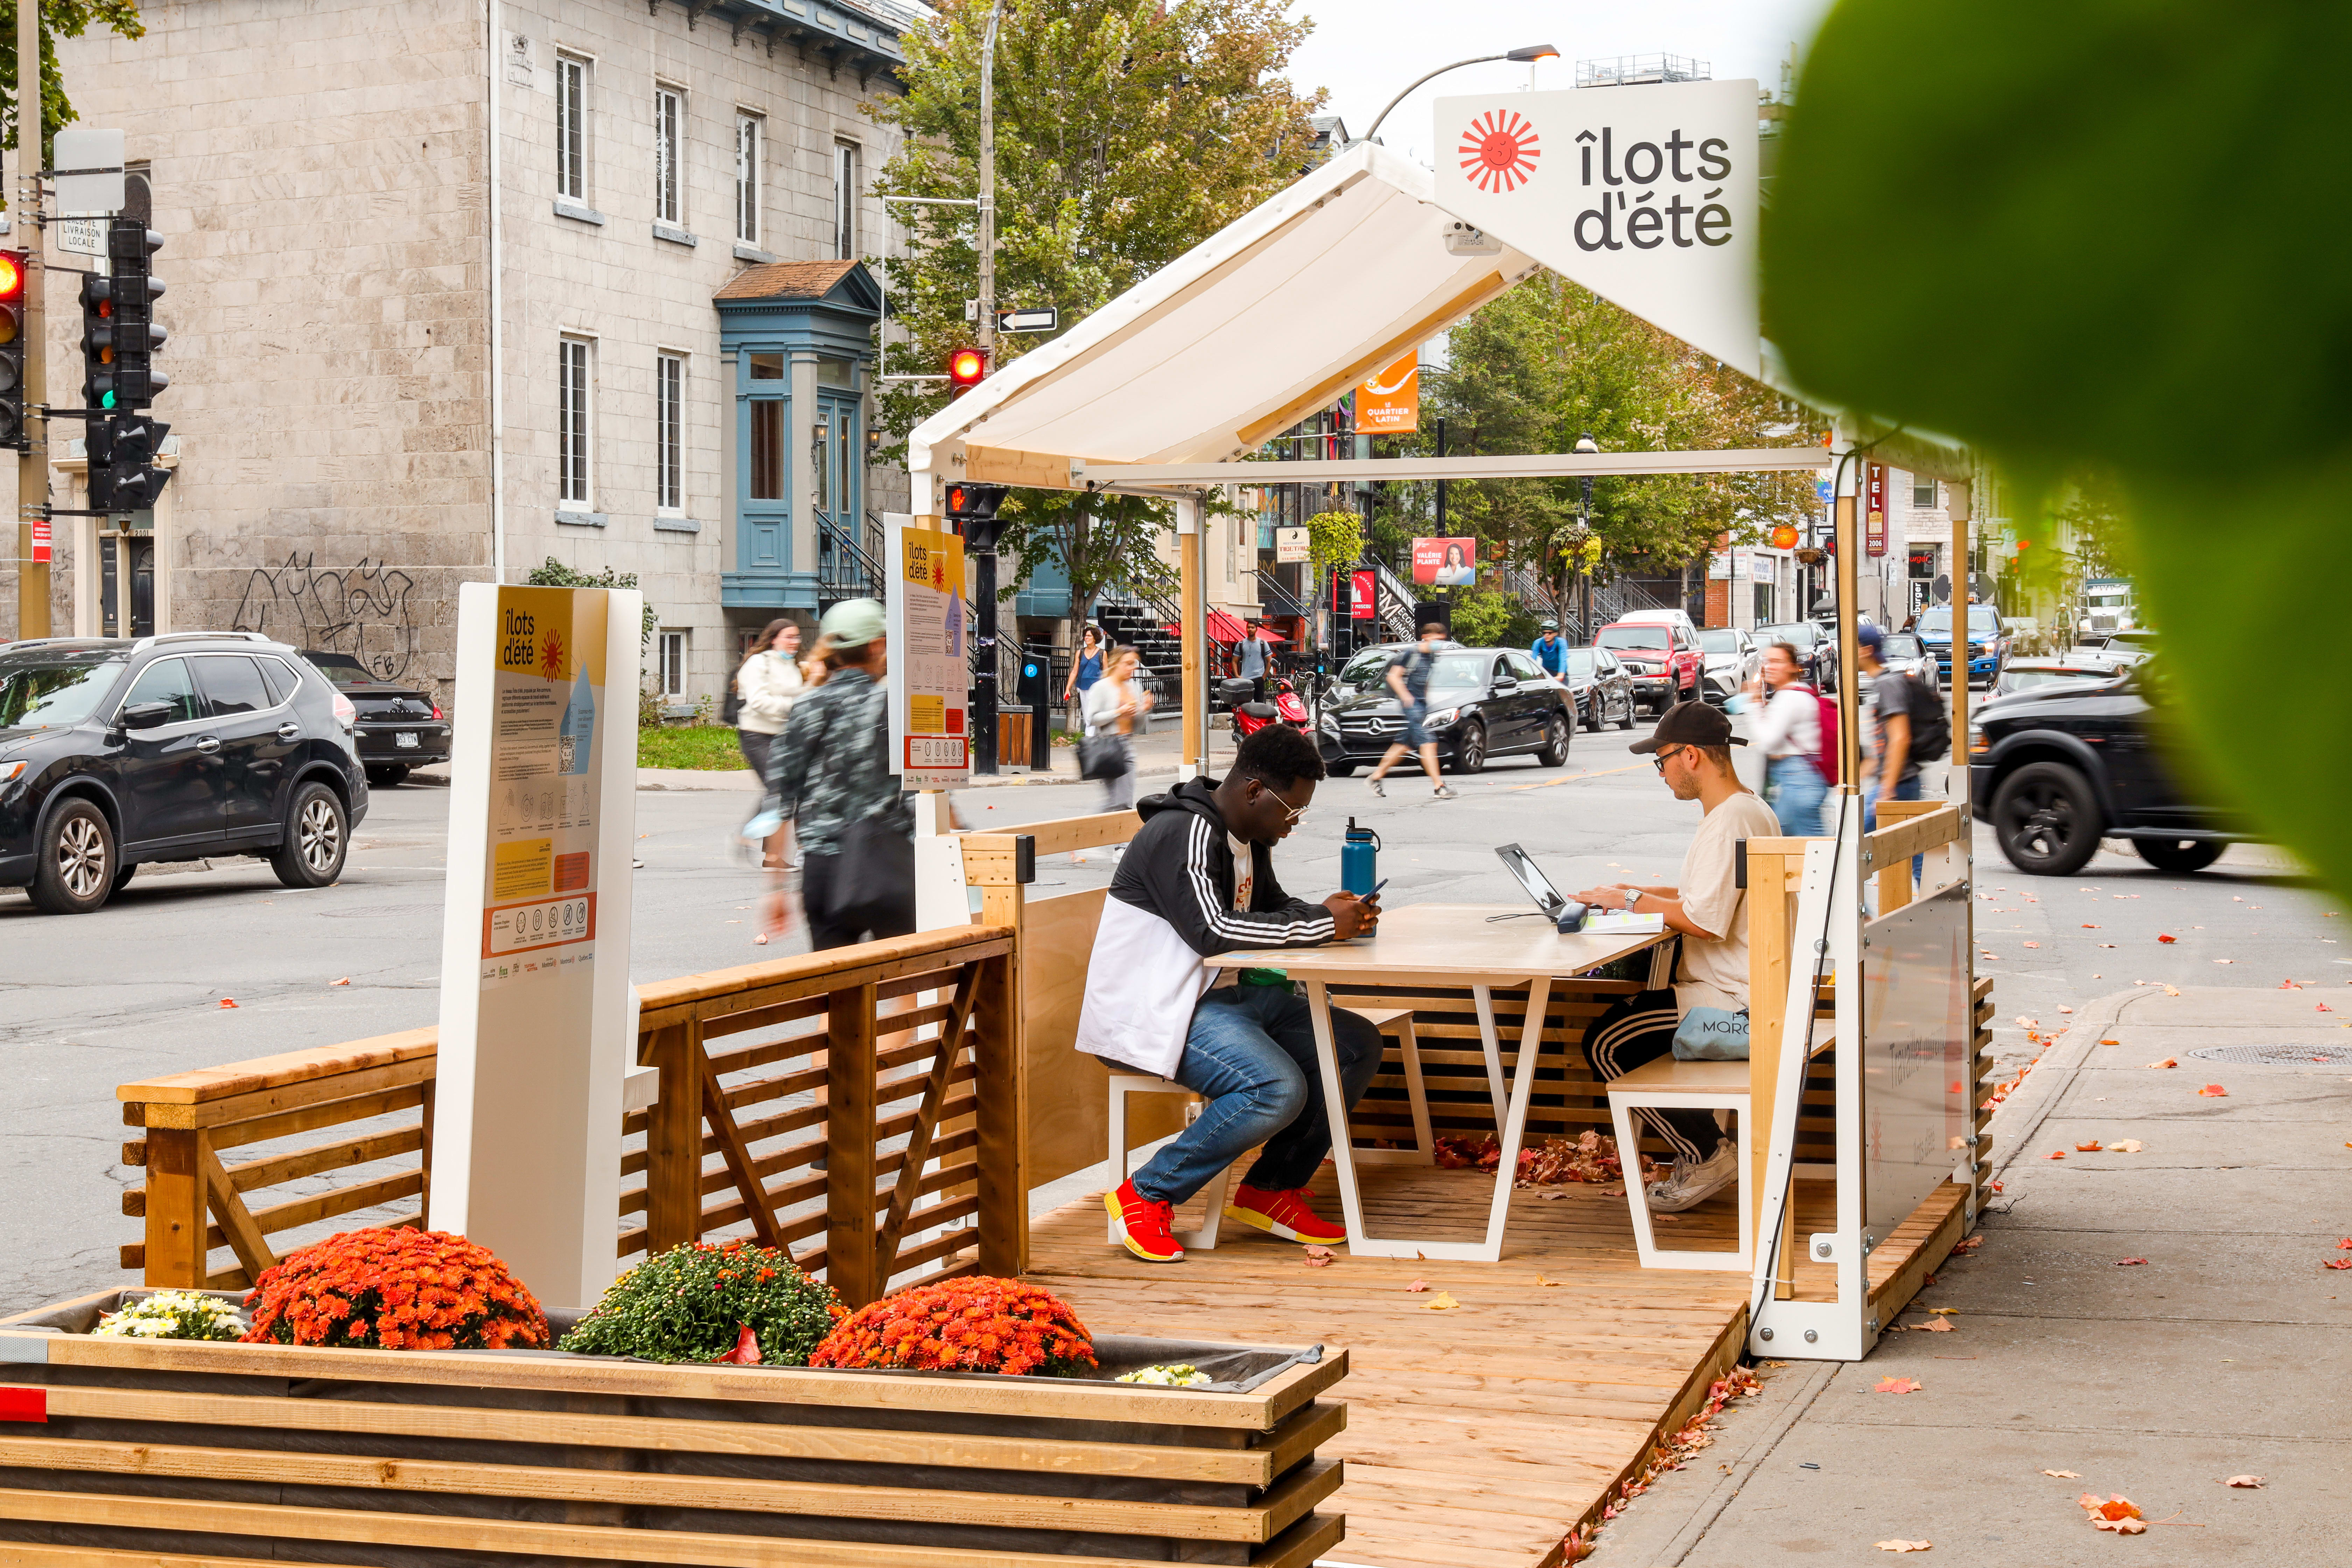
[1105,1073,1233,1250]
[1347,1004,1435,1165]
[1604,1055,1752,1272]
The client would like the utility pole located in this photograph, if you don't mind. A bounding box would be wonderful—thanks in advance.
[967,0,1004,772]
[976,0,1001,363]
[13,0,47,639]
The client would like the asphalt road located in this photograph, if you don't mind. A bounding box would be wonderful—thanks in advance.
[4,720,2340,1316]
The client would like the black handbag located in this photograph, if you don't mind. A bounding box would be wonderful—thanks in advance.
[826,814,916,936]
[1077,731,1129,781]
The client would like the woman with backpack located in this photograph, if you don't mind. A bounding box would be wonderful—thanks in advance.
[1738,642,1830,836]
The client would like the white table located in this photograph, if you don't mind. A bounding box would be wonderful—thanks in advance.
[1208,903,1672,1263]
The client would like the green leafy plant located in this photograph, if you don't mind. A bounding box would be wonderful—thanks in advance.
[558,1240,844,1366]
[1762,0,2351,895]
[93,1289,241,1342]
[524,558,658,647]
[1,1,147,174]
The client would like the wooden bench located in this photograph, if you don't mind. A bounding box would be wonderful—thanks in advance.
[1603,1055,1752,1272]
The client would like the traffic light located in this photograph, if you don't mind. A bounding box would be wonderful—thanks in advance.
[944,482,1006,523]
[946,346,987,397]
[95,217,166,411]
[90,412,172,512]
[0,250,25,448]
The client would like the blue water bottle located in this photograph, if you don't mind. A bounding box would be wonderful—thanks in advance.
[1341,818,1380,897]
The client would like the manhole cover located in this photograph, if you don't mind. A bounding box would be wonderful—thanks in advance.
[2186,1044,2352,1066]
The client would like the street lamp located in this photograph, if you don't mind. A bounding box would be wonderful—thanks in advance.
[1356,44,1562,147]
[1574,432,1598,635]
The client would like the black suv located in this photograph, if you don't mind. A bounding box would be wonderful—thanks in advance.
[0,633,369,913]
[301,650,450,786]
[1316,644,1575,775]
[1969,657,2245,876]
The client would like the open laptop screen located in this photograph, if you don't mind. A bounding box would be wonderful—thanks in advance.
[1493,843,1566,915]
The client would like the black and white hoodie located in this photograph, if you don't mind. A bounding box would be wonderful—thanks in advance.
[1075,777,1337,1078]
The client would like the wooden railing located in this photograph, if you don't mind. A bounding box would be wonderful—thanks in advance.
[119,926,1018,1308]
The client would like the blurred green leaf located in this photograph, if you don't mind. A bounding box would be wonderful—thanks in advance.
[1765,0,2352,895]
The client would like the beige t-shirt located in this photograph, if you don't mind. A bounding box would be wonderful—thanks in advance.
[1672,790,1782,1016]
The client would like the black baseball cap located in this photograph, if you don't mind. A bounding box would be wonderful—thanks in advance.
[1630,699,1746,754]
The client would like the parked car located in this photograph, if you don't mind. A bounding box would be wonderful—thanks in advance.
[1562,645,1638,732]
[1916,602,2010,687]
[1756,621,1837,690]
[300,651,451,786]
[0,632,369,913]
[1595,620,1703,714]
[1317,645,1574,775]
[1969,657,2246,876]
[1993,656,2123,697]
[1877,630,1937,683]
[1696,627,1760,705]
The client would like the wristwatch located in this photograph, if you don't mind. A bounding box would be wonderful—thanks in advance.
[1622,889,1639,911]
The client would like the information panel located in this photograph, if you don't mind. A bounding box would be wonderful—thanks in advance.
[886,516,971,788]
[1860,881,1970,1238]
[433,583,640,1310]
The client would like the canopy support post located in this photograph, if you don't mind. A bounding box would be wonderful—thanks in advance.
[1177,495,1205,780]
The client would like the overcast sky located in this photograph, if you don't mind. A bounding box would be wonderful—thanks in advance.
[1285,0,1836,167]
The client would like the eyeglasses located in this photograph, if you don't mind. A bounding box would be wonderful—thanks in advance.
[1650,746,1686,773]
[1270,790,1308,824]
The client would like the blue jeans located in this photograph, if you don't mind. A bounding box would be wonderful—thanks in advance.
[1864,772,1927,879]
[1765,755,1827,837]
[1112,986,1382,1206]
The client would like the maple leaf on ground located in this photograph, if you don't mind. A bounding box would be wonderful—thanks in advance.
[2157,933,2177,943]
[218,998,239,1009]
[2226,1475,2266,1488]
[329,977,350,987]
[1926,1306,1959,1315]
[2080,1494,2144,1526]
[2322,1259,2352,1271]
[2046,1150,2067,1160]
[1873,1377,1923,1394]
[2148,1058,2178,1068]
[2198,1084,2229,1097]
[2042,1469,2081,1478]
[1425,1291,1460,1311]
[2336,1238,2352,1250]
[1535,1273,1560,1287]
[1302,1245,1337,1268]
[1404,1278,1429,1292]
[1874,1540,1932,1553]
[2058,1005,2075,1013]
[2109,1140,2144,1153]
[2116,1256,2151,1266]
[1917,1317,1955,1332]
[2076,1140,2104,1152]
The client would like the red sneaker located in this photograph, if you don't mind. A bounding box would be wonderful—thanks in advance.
[1104,1180,1184,1263]
[1224,1184,1347,1245]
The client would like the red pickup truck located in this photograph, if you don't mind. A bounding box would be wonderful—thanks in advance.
[1595,620,1704,716]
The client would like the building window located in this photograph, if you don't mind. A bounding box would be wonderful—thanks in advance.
[653,86,682,225]
[735,113,763,244]
[559,336,594,505]
[1912,477,1938,508]
[749,404,784,500]
[555,56,588,201]
[657,631,686,699]
[655,352,685,511]
[833,143,860,259]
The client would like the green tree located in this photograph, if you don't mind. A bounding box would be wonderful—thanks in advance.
[3,1,148,176]
[868,0,1323,628]
[1428,273,1819,613]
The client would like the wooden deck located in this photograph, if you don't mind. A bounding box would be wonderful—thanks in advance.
[1026,1166,1969,1568]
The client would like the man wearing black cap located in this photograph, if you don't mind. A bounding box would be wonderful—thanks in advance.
[1570,700,1780,1212]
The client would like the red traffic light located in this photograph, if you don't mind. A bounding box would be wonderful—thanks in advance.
[0,251,23,303]
[947,346,988,395]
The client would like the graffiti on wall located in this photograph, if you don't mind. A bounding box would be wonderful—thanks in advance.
[232,553,421,680]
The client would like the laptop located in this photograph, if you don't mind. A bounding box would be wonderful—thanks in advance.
[1494,844,1666,935]
[1494,843,1570,918]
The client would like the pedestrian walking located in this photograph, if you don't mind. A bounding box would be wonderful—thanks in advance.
[1234,620,1273,704]
[1738,641,1829,836]
[1082,645,1155,812]
[764,599,915,949]
[1365,623,1457,800]
[1063,624,1106,722]
[1856,623,1938,830]
[733,619,805,781]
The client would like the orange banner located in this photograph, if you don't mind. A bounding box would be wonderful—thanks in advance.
[1355,351,1419,434]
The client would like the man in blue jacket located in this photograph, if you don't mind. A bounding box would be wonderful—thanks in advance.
[1077,724,1382,1264]
[1531,620,1567,678]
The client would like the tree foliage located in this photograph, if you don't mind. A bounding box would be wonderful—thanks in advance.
[2,1,147,174]
[868,0,1323,626]
[1427,273,1819,610]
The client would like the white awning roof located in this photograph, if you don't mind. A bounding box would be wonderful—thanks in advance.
[908,144,1541,486]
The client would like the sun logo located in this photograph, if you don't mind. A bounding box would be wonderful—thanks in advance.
[539,630,566,680]
[1458,110,1540,193]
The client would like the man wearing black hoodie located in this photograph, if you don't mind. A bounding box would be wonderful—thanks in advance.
[1078,725,1382,1263]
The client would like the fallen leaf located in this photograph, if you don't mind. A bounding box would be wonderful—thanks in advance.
[1404,1278,1429,1292]
[2046,1150,2067,1160]
[2198,1084,2229,1097]
[2158,933,2178,943]
[1654,1213,1682,1224]
[2323,1259,2352,1271]
[2043,1469,2082,1478]
[2214,959,2235,965]
[1927,1306,1960,1315]
[2116,1256,2150,1266]
[328,977,350,987]
[1425,1291,1459,1311]
[1917,1317,1955,1332]
[1302,1245,1337,1268]
[2058,1005,2075,1013]
[2148,1058,2178,1068]
[2096,1518,2148,1535]
[1535,1273,1560,1287]
[2109,1140,2144,1153]
[716,1323,762,1365]
[218,998,239,1009]
[1874,1540,1932,1553]
[2226,1475,2266,1489]
[2024,941,2041,949]
[2337,1238,2352,1250]
[2076,1140,2104,1152]
[2080,1493,2145,1527]
[1873,1377,1923,1394]
[2161,984,2182,996]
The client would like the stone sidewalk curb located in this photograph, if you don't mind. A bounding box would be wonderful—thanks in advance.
[1981,984,2157,1191]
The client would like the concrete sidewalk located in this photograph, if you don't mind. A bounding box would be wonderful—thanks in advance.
[630,724,1203,792]
[1592,984,2352,1567]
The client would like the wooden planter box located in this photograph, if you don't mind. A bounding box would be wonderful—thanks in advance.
[0,1292,1346,1567]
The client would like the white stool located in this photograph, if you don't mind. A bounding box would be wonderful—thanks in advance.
[1106,1074,1235,1250]
[1344,1005,1435,1165]
[1604,1055,1752,1272]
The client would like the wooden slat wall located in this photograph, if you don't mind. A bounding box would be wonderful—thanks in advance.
[116,929,1020,1307]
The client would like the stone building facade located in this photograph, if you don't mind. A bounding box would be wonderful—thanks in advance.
[7,0,913,711]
